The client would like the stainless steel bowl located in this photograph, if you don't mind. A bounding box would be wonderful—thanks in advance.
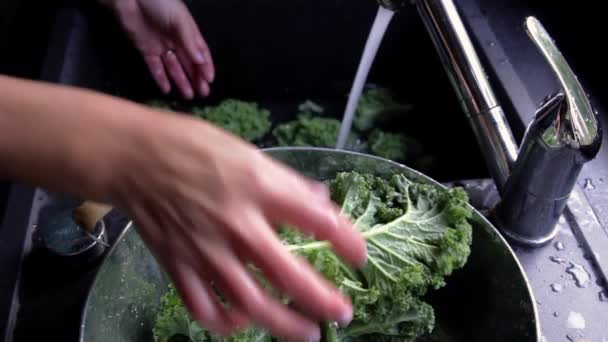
[80,147,540,342]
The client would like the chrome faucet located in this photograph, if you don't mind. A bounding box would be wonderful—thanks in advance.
[378,0,602,246]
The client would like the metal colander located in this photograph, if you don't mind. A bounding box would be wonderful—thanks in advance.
[80,148,540,342]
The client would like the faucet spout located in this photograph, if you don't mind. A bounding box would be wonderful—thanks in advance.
[415,0,519,190]
[412,2,601,246]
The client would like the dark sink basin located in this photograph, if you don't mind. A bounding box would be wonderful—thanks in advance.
[1,1,608,342]
[78,0,490,183]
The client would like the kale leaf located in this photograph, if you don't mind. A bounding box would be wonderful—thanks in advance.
[193,99,272,142]
[367,129,422,164]
[272,114,357,148]
[153,172,473,342]
[354,88,412,132]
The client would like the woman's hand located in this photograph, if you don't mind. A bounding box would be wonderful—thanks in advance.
[0,76,366,341]
[110,113,367,341]
[102,0,215,99]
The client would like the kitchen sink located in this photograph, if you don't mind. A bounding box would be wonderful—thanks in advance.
[0,0,607,341]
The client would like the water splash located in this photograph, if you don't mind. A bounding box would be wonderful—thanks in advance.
[567,311,586,329]
[554,311,559,317]
[336,6,394,149]
[566,262,591,288]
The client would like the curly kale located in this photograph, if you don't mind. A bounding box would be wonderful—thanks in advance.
[193,99,272,142]
[354,88,412,132]
[367,129,423,164]
[153,172,473,342]
[146,99,174,111]
[273,114,357,148]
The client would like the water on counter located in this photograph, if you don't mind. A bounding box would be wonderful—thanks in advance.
[566,311,586,330]
[583,178,596,190]
[336,6,394,149]
[566,262,592,288]
[551,283,564,293]
[550,256,568,265]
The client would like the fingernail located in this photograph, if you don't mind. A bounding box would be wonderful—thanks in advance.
[196,52,206,64]
[337,303,353,327]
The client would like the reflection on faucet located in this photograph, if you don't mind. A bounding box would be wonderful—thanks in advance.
[492,17,601,246]
[411,1,601,246]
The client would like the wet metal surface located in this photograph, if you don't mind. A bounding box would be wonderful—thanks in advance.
[453,179,608,342]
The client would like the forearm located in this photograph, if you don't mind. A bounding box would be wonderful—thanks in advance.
[0,75,154,201]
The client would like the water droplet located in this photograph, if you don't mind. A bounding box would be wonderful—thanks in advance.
[499,58,507,65]
[600,291,607,302]
[583,178,596,190]
[600,177,605,183]
[488,41,496,47]
[550,256,568,264]
[567,311,586,329]
[551,283,563,292]
[555,241,565,251]
[554,311,560,317]
[537,299,542,305]
[566,262,591,288]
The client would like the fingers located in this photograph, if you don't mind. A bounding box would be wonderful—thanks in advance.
[166,260,249,335]
[176,48,210,97]
[234,212,354,327]
[161,50,194,99]
[198,78,210,97]
[196,35,215,83]
[144,55,170,94]
[184,15,215,83]
[176,17,206,65]
[263,164,367,268]
[196,241,322,342]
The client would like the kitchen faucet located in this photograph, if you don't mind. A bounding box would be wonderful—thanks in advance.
[378,0,602,246]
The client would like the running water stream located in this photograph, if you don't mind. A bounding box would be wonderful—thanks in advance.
[335,6,395,149]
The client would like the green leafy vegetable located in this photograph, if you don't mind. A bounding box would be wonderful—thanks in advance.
[193,99,272,142]
[298,100,325,115]
[273,114,356,148]
[354,88,412,132]
[146,99,174,111]
[153,172,472,342]
[153,285,208,342]
[367,129,422,163]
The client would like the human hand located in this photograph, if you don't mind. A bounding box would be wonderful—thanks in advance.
[101,110,367,341]
[102,0,215,99]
